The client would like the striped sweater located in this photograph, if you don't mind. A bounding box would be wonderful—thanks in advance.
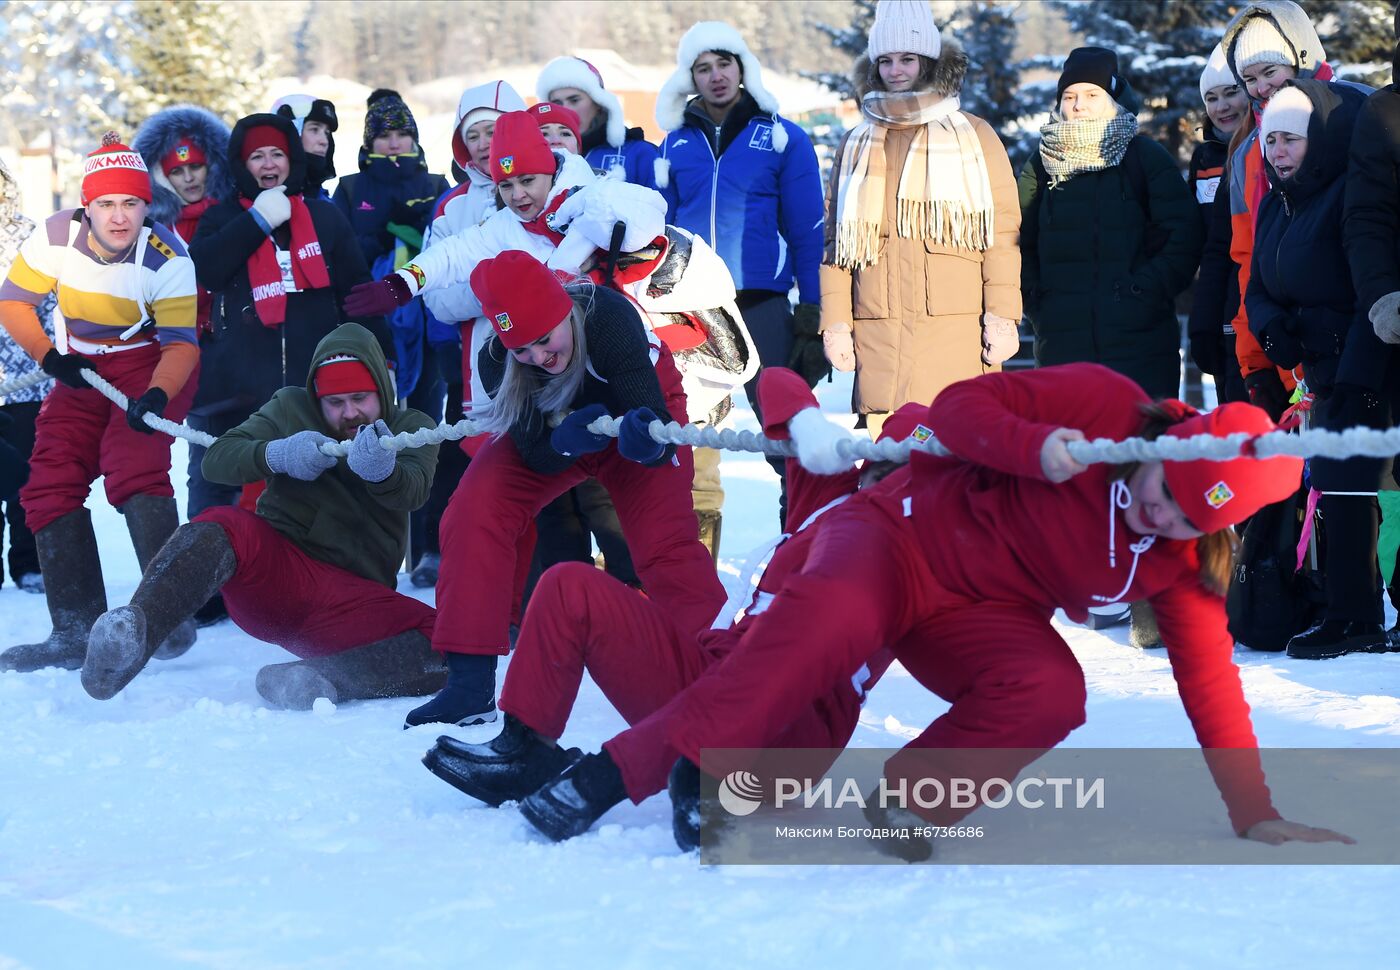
[0,209,199,396]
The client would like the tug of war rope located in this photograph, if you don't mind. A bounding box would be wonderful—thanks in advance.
[2,366,1396,473]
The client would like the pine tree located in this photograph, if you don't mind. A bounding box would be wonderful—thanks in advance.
[946,2,1029,147]
[1309,0,1394,86]
[120,0,263,130]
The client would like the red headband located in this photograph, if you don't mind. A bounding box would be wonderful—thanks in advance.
[241,125,290,162]
[315,357,377,397]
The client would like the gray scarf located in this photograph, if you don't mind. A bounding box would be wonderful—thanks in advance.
[1038,107,1139,189]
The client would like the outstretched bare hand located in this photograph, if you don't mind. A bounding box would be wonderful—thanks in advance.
[1244,817,1356,846]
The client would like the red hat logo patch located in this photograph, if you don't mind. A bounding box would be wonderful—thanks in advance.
[1205,481,1234,509]
[495,311,513,332]
[912,424,934,442]
[175,145,191,162]
[499,155,514,175]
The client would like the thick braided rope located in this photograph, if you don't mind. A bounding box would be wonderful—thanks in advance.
[0,369,51,398]
[68,367,1400,467]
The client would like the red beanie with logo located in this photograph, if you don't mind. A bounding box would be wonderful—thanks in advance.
[1161,402,1302,533]
[528,101,582,148]
[81,131,153,205]
[469,250,574,349]
[876,401,935,445]
[240,125,290,162]
[159,137,209,176]
[489,111,557,183]
[314,354,377,397]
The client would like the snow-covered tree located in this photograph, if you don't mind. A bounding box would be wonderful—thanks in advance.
[1310,0,1394,86]
[120,0,264,130]
[808,0,878,101]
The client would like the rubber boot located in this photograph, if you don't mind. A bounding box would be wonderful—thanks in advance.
[1,507,107,672]
[82,521,236,699]
[422,713,583,807]
[697,510,722,562]
[121,494,198,660]
[518,749,628,842]
[255,630,448,710]
[402,651,499,729]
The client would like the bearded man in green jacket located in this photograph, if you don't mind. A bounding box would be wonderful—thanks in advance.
[80,323,446,710]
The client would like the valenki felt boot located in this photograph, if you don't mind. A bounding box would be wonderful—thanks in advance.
[1,508,107,672]
[254,630,447,710]
[120,494,198,660]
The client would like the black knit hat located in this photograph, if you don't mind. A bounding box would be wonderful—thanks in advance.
[1057,46,1125,101]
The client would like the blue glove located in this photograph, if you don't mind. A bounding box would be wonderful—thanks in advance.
[617,407,665,464]
[550,403,612,457]
[347,419,397,482]
[264,429,337,481]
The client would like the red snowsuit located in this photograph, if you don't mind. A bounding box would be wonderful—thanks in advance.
[432,294,726,656]
[499,369,895,802]
[660,363,1285,834]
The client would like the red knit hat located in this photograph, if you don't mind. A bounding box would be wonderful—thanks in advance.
[240,125,290,162]
[876,402,934,445]
[528,101,582,148]
[159,137,209,176]
[489,111,557,183]
[314,355,377,397]
[469,250,573,349]
[1161,402,1302,533]
[81,131,152,205]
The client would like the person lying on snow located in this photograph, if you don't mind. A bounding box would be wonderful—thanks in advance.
[81,323,445,710]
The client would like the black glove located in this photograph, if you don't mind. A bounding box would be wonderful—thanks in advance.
[787,303,829,388]
[1325,382,1384,433]
[41,348,96,390]
[1257,318,1304,371]
[1189,331,1227,379]
[1244,369,1290,423]
[126,387,168,434]
[390,197,431,230]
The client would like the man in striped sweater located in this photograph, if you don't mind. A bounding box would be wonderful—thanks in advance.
[0,132,201,673]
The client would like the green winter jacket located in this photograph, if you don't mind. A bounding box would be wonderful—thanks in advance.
[201,322,439,588]
[1018,135,1204,398]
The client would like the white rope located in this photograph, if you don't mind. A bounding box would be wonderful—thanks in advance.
[0,369,51,398]
[65,367,1400,471]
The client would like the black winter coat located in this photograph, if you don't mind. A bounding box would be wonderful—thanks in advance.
[188,113,393,417]
[1345,79,1400,322]
[332,149,449,270]
[1019,133,1204,399]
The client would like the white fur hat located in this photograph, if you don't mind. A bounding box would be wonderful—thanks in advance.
[451,80,527,169]
[654,20,786,151]
[1199,44,1235,101]
[1259,83,1313,141]
[867,0,940,61]
[536,56,627,149]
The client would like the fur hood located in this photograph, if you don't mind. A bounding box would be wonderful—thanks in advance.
[132,104,233,229]
[1222,1,1327,84]
[654,20,787,152]
[852,37,969,102]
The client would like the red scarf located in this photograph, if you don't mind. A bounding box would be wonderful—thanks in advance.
[520,190,570,246]
[237,193,331,326]
[174,196,217,245]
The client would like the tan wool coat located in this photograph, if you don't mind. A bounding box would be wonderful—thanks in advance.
[820,50,1022,414]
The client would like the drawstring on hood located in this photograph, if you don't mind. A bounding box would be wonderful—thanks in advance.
[1093,479,1156,605]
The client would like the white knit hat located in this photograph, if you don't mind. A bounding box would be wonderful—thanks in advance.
[1199,44,1235,101]
[1259,83,1313,140]
[867,0,941,61]
[1231,15,1296,73]
[537,56,627,149]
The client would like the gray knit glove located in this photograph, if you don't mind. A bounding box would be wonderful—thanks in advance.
[1369,291,1400,344]
[264,429,337,481]
[347,419,396,483]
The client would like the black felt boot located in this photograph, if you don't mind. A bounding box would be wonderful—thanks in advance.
[121,494,198,660]
[82,521,236,699]
[1,508,107,673]
[402,651,498,728]
[422,714,582,806]
[255,630,447,710]
[518,750,628,842]
[668,757,702,852]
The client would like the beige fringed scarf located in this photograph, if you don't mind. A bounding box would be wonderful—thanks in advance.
[833,89,996,271]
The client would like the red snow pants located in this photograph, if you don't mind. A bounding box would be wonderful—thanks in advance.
[433,354,726,655]
[662,489,1090,825]
[196,506,436,659]
[500,561,859,803]
[21,344,197,533]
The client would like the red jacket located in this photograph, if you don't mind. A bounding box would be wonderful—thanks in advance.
[909,362,1276,831]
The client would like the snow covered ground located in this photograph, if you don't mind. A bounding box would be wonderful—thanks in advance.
[2,373,1398,969]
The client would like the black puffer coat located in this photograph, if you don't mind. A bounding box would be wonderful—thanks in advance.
[188,113,392,417]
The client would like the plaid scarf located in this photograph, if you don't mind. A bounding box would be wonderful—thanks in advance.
[1038,107,1139,189]
[833,90,996,270]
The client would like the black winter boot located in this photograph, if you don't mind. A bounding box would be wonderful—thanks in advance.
[403,651,498,728]
[669,757,702,852]
[422,714,582,807]
[1,508,107,673]
[1285,620,1389,660]
[518,750,627,842]
[255,630,447,710]
[121,494,198,660]
[82,521,236,699]
[861,788,935,863]
[410,552,440,589]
